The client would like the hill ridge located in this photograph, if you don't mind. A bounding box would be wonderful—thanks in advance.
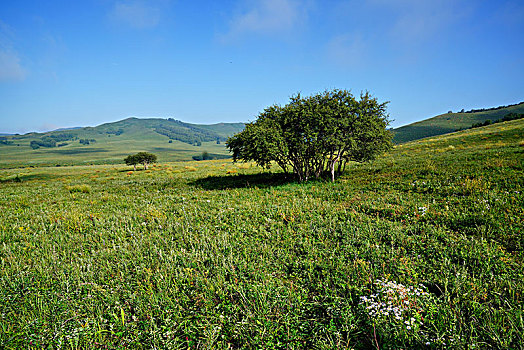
[0,118,245,168]
[393,101,524,144]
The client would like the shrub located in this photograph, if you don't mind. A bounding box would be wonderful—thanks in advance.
[124,152,157,170]
[66,184,91,193]
[227,89,392,182]
[30,138,57,149]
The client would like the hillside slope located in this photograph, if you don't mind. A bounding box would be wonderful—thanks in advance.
[393,101,524,144]
[0,118,245,168]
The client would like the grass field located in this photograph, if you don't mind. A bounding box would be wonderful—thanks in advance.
[0,119,523,348]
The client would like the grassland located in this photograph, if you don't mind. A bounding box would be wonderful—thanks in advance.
[0,118,244,169]
[0,119,523,349]
[392,102,524,144]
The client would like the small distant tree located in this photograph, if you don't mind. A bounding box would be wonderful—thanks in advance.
[124,152,157,170]
[124,154,140,171]
[135,152,157,170]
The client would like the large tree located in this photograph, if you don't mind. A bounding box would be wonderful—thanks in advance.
[227,89,392,182]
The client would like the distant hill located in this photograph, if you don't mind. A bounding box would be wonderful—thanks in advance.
[392,102,524,144]
[0,118,245,168]
[53,126,83,132]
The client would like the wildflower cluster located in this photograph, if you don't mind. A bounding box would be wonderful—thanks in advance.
[359,280,471,346]
[360,280,429,326]
[359,279,440,347]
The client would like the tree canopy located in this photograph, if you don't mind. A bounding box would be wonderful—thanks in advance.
[227,89,392,182]
[124,152,157,170]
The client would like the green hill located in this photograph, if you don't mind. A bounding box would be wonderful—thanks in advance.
[393,101,524,144]
[0,118,245,168]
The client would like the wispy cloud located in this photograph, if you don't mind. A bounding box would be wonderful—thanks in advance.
[37,123,60,133]
[325,0,470,67]
[326,33,366,68]
[111,1,164,29]
[220,0,310,42]
[0,20,27,82]
[366,0,467,45]
[0,50,27,81]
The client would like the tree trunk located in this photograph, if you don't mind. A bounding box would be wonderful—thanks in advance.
[329,152,342,182]
[133,164,136,171]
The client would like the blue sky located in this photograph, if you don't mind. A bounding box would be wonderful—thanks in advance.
[0,0,523,134]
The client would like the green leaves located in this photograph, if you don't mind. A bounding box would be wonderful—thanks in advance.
[227,89,392,181]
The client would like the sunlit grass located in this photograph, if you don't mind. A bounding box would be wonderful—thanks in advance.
[0,119,522,348]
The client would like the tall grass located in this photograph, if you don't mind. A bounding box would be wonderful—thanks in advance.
[0,119,522,349]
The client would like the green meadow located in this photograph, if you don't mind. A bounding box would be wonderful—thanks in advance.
[0,120,523,348]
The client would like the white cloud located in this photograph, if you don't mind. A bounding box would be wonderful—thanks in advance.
[392,3,458,44]
[0,21,27,82]
[325,0,470,66]
[366,0,467,45]
[0,50,27,81]
[221,0,309,42]
[112,1,163,29]
[37,123,60,133]
[326,33,366,68]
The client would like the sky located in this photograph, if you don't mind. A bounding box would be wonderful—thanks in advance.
[0,0,523,134]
